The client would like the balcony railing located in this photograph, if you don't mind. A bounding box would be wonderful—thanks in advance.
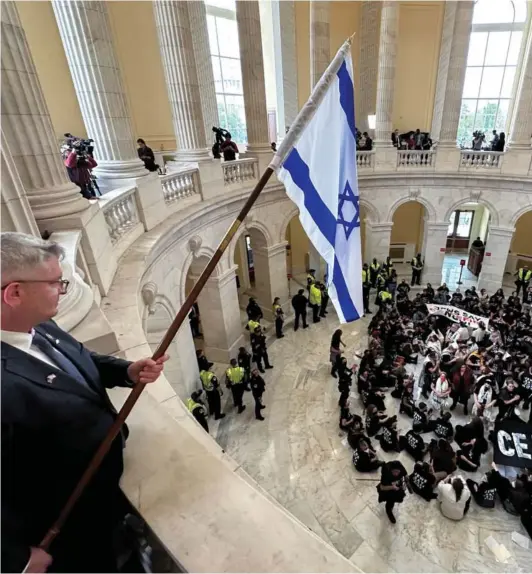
[356,151,375,169]
[100,186,140,244]
[161,168,201,204]
[460,150,503,169]
[397,149,436,167]
[222,158,258,186]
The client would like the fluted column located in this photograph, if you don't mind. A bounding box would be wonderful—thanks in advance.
[509,38,532,149]
[310,1,330,88]
[1,1,88,220]
[52,1,146,181]
[188,0,219,146]
[375,1,398,146]
[431,1,458,144]
[358,1,380,134]
[153,1,210,161]
[438,0,474,147]
[236,0,270,153]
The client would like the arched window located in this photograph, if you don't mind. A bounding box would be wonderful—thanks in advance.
[456,0,527,147]
[206,0,248,144]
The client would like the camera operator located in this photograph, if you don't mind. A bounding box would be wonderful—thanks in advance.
[212,127,238,161]
[63,137,98,200]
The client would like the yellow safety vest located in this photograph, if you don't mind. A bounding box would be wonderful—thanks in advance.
[309,284,322,305]
[370,263,379,272]
[376,273,385,287]
[411,257,422,268]
[307,274,315,286]
[200,370,215,391]
[247,319,260,332]
[186,398,204,414]
[273,303,283,316]
[518,269,532,281]
[379,291,392,302]
[226,366,244,384]
[362,269,368,284]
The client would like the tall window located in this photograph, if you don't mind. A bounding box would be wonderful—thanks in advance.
[448,210,474,239]
[456,0,527,147]
[206,0,248,144]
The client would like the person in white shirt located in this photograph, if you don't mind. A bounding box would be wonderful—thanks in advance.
[437,475,471,520]
[452,321,470,343]
[472,322,487,345]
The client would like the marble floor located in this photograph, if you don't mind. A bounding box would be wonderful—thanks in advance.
[209,305,531,573]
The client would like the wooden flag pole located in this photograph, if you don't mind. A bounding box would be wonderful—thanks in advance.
[39,166,275,552]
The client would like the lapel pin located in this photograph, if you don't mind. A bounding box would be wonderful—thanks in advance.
[46,374,56,385]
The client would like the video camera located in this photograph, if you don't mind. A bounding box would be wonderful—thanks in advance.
[64,133,95,156]
[211,126,232,159]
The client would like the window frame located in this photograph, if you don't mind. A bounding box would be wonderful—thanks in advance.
[447,210,476,240]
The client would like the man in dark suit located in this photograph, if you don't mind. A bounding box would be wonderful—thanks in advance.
[291,288,309,331]
[1,232,168,573]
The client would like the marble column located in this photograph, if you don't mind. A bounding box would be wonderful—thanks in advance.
[503,34,532,175]
[358,1,380,134]
[188,0,219,147]
[235,235,251,292]
[252,242,289,320]
[421,222,449,286]
[365,222,393,264]
[236,0,271,159]
[153,1,210,162]
[478,226,514,293]
[1,129,39,236]
[1,1,88,220]
[52,1,147,183]
[194,266,245,363]
[435,0,474,170]
[310,1,330,88]
[431,1,458,144]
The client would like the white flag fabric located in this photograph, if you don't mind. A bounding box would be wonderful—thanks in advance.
[275,46,362,322]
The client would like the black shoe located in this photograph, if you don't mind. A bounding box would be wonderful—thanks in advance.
[450,404,456,411]
[238,405,246,414]
[294,327,299,331]
[259,368,265,373]
[314,318,321,323]
[265,365,274,369]
[365,309,372,314]
[260,405,266,409]
[277,334,285,338]
[303,324,309,329]
[386,509,396,524]
[331,372,337,379]
[215,413,226,420]
[256,415,265,421]
[319,314,326,318]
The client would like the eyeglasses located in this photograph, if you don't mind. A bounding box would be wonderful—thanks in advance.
[1,279,70,294]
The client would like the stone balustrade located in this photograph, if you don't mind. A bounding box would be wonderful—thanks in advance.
[161,169,201,204]
[397,149,436,168]
[459,150,504,169]
[222,158,258,186]
[100,186,141,245]
[356,151,375,169]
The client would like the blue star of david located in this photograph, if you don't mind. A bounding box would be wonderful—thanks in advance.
[337,181,360,240]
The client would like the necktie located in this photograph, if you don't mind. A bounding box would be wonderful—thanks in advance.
[32,331,92,392]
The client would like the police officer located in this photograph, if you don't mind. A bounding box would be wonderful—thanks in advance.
[374,270,386,305]
[200,368,225,420]
[246,297,263,321]
[382,256,394,279]
[292,288,309,330]
[196,349,213,372]
[362,263,371,314]
[309,281,322,323]
[247,315,261,335]
[306,268,316,291]
[515,265,531,298]
[251,326,273,372]
[411,253,424,286]
[319,282,329,317]
[187,390,209,432]
[237,346,252,388]
[225,359,246,413]
[249,368,266,421]
[273,297,285,338]
[397,279,411,298]
[378,286,393,309]
[369,258,380,288]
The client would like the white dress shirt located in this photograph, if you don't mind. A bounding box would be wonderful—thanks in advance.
[1,329,59,369]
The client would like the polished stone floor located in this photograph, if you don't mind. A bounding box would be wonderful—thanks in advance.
[210,303,531,573]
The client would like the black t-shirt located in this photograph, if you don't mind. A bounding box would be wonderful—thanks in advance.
[476,483,497,508]
[366,414,381,436]
[520,371,532,393]
[409,465,435,493]
[434,419,453,439]
[380,462,407,486]
[413,408,427,428]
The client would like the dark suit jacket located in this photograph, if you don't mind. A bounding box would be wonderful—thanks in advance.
[1,320,133,573]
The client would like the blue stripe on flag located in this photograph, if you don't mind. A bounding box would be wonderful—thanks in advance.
[333,256,361,322]
[282,148,336,247]
[336,61,356,140]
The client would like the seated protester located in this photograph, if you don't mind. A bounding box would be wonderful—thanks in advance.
[430,438,457,482]
[365,404,391,437]
[352,438,383,473]
[347,416,370,451]
[496,378,521,421]
[519,361,532,410]
[412,401,430,433]
[466,471,498,509]
[399,383,415,417]
[337,371,352,407]
[429,411,454,440]
[455,416,487,448]
[437,475,471,521]
[409,462,438,501]
[339,397,355,432]
[489,463,531,516]
[377,416,401,452]
[399,429,428,461]
[425,283,435,301]
[366,382,387,412]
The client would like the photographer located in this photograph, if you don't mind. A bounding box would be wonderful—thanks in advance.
[220,133,239,162]
[136,138,160,172]
[64,140,98,200]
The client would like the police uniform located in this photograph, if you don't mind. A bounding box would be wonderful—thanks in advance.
[374,273,386,305]
[273,302,284,338]
[309,283,322,323]
[516,268,532,297]
[369,260,380,288]
[362,268,371,313]
[247,318,260,334]
[200,369,224,419]
[250,373,266,420]
[226,365,246,413]
[237,348,252,386]
[251,332,273,372]
[319,284,329,317]
[378,289,392,308]
[411,255,424,286]
[187,396,209,433]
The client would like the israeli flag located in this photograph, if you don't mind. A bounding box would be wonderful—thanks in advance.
[272,41,362,322]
